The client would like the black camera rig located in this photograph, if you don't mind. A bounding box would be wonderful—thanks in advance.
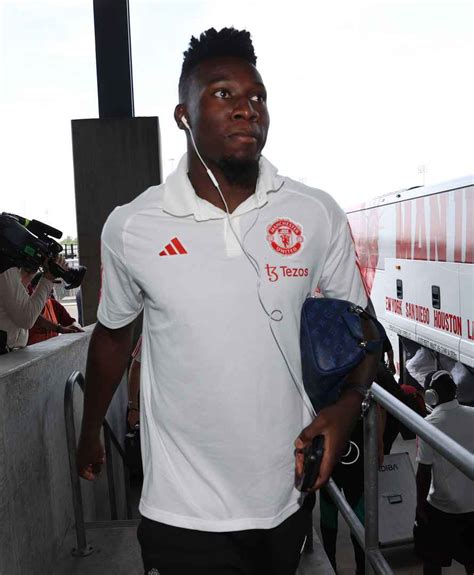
[0,212,86,289]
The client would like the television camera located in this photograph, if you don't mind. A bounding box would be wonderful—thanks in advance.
[0,212,86,289]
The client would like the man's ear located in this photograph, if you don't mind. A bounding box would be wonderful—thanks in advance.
[174,104,187,130]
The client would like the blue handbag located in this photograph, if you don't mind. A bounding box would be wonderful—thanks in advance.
[300,298,386,412]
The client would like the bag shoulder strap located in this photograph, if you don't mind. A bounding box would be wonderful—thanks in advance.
[351,304,386,353]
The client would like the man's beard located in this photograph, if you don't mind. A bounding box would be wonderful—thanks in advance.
[217,156,260,188]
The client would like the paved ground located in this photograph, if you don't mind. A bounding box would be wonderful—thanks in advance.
[54,523,334,575]
[53,522,142,575]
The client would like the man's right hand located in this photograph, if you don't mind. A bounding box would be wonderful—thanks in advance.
[76,435,105,481]
[75,321,136,481]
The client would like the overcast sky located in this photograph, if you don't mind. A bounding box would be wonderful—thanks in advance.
[1,0,473,237]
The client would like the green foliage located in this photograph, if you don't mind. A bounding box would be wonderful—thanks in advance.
[61,236,77,245]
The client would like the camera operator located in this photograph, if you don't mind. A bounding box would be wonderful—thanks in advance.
[0,255,68,351]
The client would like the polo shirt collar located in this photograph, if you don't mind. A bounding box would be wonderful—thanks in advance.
[432,399,459,413]
[162,153,284,222]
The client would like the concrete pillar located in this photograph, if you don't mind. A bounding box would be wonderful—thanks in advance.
[71,117,162,325]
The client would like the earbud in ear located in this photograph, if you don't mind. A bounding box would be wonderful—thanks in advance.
[181,116,190,130]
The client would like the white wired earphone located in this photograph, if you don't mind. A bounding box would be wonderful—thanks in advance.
[181,115,316,418]
[340,441,360,465]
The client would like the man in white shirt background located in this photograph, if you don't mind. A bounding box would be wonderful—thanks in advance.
[415,370,474,575]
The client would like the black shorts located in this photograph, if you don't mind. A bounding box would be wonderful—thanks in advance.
[414,503,474,567]
[137,503,312,575]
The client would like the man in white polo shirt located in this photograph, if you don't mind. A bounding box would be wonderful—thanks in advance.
[77,27,376,575]
[415,370,474,575]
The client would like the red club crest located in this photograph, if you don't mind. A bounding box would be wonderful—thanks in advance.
[266,218,304,256]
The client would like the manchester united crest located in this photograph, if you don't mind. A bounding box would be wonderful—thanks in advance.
[266,218,304,256]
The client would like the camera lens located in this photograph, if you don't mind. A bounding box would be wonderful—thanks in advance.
[62,266,87,290]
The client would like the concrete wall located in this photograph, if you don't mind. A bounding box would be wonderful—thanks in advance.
[0,329,128,575]
[72,116,162,326]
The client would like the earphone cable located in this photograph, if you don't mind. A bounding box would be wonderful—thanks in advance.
[187,126,316,418]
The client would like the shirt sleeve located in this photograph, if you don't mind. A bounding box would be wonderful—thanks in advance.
[416,435,434,465]
[50,297,75,326]
[0,268,53,329]
[318,208,368,308]
[97,214,144,329]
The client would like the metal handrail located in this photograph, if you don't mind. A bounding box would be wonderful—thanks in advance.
[371,383,474,479]
[64,372,473,569]
[64,371,92,557]
[324,381,474,575]
[364,395,384,575]
[64,370,132,557]
[325,476,388,572]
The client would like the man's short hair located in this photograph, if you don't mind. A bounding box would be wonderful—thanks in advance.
[425,370,457,403]
[178,27,257,101]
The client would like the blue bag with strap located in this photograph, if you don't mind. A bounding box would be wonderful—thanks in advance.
[300,298,386,412]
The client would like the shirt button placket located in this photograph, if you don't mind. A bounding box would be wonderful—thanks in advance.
[224,217,242,257]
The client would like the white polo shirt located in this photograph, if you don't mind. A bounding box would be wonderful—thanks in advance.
[417,400,474,513]
[98,154,367,531]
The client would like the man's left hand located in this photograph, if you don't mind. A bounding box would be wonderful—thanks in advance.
[58,324,84,334]
[294,387,364,491]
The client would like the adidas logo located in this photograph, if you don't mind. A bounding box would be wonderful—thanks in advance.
[159,237,188,256]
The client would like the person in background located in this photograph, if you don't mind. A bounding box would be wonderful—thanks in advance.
[375,361,426,454]
[415,370,474,575]
[438,356,474,407]
[0,256,68,351]
[76,27,378,575]
[27,273,84,344]
[383,337,396,375]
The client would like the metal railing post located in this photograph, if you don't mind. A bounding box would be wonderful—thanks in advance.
[103,424,118,520]
[64,371,94,557]
[103,419,133,520]
[317,379,472,575]
[364,395,380,575]
[64,369,134,551]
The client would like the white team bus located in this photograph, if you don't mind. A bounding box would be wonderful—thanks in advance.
[346,175,474,402]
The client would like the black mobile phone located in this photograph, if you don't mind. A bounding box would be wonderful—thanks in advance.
[297,435,325,492]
